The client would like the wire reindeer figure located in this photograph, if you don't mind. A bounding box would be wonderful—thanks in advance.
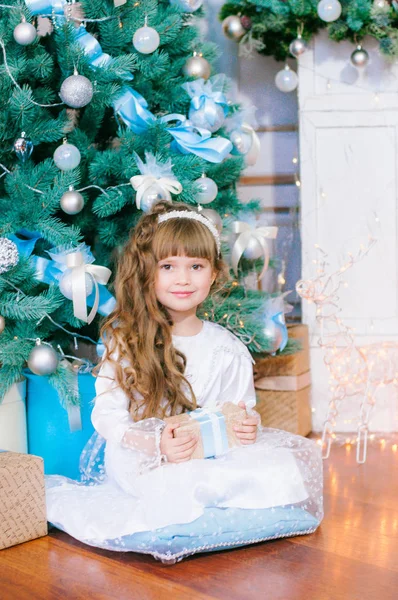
[296,235,398,463]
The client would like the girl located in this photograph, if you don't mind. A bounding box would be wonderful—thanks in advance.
[46,202,323,561]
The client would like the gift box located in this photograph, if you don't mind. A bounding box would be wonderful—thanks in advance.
[165,402,246,460]
[253,324,312,437]
[0,451,47,550]
[25,372,95,479]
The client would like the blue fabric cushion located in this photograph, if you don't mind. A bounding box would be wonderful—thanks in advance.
[97,505,319,561]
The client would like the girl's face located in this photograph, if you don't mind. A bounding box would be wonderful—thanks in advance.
[155,255,215,318]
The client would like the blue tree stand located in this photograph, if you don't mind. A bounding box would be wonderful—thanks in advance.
[25,372,95,479]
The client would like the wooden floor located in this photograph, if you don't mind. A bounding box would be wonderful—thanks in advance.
[1,441,398,600]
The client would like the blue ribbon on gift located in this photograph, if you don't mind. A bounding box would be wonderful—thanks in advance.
[190,408,229,458]
[162,114,232,163]
[9,232,116,318]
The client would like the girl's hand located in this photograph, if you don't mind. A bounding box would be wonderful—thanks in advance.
[233,401,259,445]
[160,423,198,463]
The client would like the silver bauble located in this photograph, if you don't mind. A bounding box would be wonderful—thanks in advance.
[189,103,225,133]
[200,208,223,233]
[170,0,203,12]
[13,21,37,46]
[242,236,263,260]
[262,321,283,354]
[59,269,94,300]
[60,187,84,214]
[53,142,81,171]
[28,343,59,376]
[183,54,211,80]
[60,73,94,108]
[317,0,342,22]
[222,15,246,42]
[13,132,34,162]
[350,45,369,68]
[289,35,307,58]
[0,316,5,334]
[194,176,218,204]
[140,184,171,213]
[0,238,19,274]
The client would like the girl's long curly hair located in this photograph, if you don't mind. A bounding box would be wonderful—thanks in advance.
[98,201,228,421]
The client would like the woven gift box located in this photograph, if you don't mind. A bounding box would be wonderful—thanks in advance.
[165,402,246,460]
[253,324,312,437]
[0,451,47,550]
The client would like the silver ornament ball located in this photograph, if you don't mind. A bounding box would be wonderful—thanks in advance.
[183,54,211,80]
[262,321,283,354]
[13,132,34,162]
[195,176,218,204]
[0,315,5,334]
[222,15,246,42]
[200,208,223,233]
[242,236,264,260]
[188,103,225,133]
[13,21,37,45]
[59,270,94,300]
[60,73,94,108]
[170,0,203,12]
[289,35,307,58]
[350,45,369,68]
[133,25,160,54]
[53,142,81,171]
[60,187,84,215]
[28,343,59,376]
[140,184,171,213]
[0,238,19,274]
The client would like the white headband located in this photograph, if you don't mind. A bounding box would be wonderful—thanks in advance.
[158,210,221,255]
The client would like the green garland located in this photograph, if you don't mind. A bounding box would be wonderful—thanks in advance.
[219,0,398,62]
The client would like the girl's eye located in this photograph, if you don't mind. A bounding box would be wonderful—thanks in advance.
[160,264,172,270]
[192,264,204,270]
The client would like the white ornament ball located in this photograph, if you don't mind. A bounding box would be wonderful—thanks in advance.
[28,343,59,376]
[0,315,5,334]
[0,238,19,274]
[59,270,94,300]
[317,0,342,22]
[230,129,252,155]
[53,142,81,171]
[222,15,246,42]
[200,208,223,233]
[289,35,307,58]
[350,45,369,68]
[183,54,211,80]
[242,236,264,260]
[13,21,37,45]
[275,65,298,93]
[60,188,84,215]
[188,103,225,133]
[262,321,283,354]
[60,74,94,108]
[133,26,160,54]
[170,0,203,12]
[195,176,218,205]
[140,184,171,213]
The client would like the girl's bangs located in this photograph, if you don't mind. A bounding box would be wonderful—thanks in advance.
[153,218,216,261]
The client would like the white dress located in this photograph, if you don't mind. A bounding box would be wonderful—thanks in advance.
[46,321,323,559]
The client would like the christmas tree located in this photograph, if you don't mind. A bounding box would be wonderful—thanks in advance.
[0,0,292,408]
